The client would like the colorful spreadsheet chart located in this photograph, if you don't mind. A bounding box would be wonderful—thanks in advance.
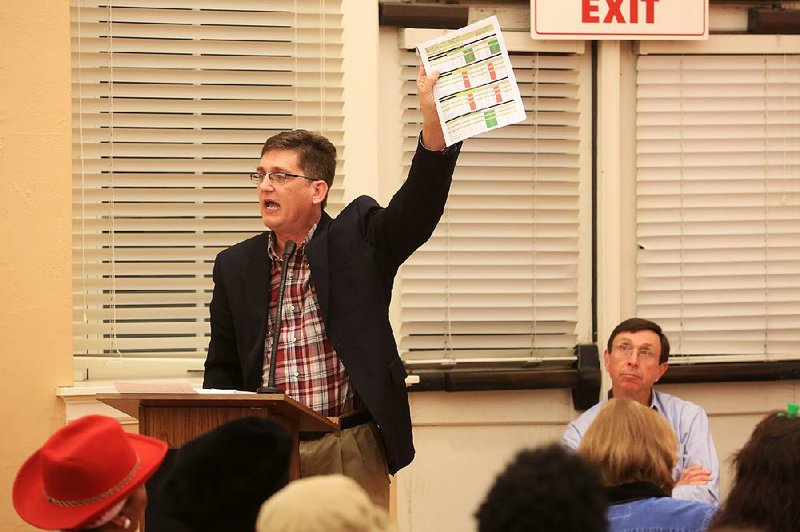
[418,16,527,146]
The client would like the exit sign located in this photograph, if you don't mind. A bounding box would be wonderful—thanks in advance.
[531,0,708,40]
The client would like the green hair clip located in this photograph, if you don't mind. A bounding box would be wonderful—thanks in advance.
[778,403,799,419]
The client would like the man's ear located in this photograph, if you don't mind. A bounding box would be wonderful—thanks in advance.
[311,180,329,206]
[602,349,611,371]
[655,362,669,382]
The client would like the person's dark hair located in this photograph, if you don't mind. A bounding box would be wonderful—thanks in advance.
[709,411,800,532]
[476,444,608,532]
[261,129,336,209]
[607,317,670,363]
[158,416,293,532]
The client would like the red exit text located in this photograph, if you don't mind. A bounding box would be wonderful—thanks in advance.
[582,0,660,24]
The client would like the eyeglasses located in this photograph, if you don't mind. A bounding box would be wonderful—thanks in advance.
[249,171,318,186]
[612,343,659,363]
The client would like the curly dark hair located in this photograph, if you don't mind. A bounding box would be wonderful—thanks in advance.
[260,129,336,209]
[710,411,800,532]
[607,317,671,364]
[475,444,608,532]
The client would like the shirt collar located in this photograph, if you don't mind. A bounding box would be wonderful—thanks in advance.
[607,388,660,412]
[266,221,318,262]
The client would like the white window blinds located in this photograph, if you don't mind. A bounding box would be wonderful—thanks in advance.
[636,51,800,362]
[72,0,344,379]
[397,34,592,369]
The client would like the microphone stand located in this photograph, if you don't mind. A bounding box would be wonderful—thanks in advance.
[257,240,297,394]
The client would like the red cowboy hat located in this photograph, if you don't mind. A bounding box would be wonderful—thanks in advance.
[13,414,168,530]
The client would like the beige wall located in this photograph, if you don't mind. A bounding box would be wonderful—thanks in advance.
[0,1,73,529]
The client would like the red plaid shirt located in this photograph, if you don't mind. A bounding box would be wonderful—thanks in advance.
[261,227,360,417]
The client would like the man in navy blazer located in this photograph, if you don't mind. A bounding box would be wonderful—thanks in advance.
[203,66,462,506]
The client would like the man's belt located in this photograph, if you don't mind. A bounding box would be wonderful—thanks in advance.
[299,409,373,442]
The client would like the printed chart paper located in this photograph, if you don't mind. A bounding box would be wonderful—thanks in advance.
[417,16,526,146]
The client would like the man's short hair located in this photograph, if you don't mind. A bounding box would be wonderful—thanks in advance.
[261,129,336,209]
[475,444,607,532]
[607,317,670,364]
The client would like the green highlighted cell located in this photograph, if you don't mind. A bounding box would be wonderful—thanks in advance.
[464,48,476,63]
[484,109,497,128]
[488,39,500,53]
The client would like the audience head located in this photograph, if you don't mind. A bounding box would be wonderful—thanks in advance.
[159,416,292,532]
[604,318,670,404]
[475,443,607,532]
[13,414,168,531]
[256,474,396,532]
[710,406,800,532]
[607,317,670,364]
[579,398,677,493]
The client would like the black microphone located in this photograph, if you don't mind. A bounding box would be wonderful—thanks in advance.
[257,240,297,394]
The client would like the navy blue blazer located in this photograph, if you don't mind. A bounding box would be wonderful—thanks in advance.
[203,139,462,473]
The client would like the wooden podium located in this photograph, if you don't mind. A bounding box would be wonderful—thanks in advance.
[96,393,338,479]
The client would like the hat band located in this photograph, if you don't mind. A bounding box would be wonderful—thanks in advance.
[45,457,141,508]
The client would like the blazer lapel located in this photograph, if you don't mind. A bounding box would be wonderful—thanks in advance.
[306,212,331,320]
[243,234,270,386]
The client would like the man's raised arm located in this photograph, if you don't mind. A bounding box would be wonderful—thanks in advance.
[417,65,445,152]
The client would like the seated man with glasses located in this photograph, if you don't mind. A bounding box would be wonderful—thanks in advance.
[562,318,720,505]
[202,66,461,510]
